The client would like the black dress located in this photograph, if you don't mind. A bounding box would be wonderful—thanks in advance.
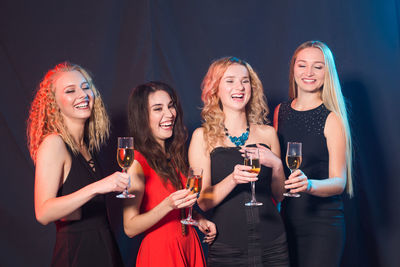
[207,144,289,267]
[51,144,123,267]
[277,101,345,267]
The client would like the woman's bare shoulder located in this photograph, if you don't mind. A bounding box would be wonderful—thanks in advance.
[252,124,276,135]
[37,134,68,157]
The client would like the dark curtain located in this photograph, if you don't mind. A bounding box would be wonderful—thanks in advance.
[1,1,399,266]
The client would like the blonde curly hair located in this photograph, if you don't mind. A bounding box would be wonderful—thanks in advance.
[201,57,269,151]
[27,62,110,163]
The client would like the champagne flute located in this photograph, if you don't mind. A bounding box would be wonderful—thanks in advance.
[244,148,263,206]
[116,137,135,198]
[181,167,203,226]
[283,142,302,197]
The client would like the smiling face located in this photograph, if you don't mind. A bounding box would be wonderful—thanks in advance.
[148,90,177,147]
[217,63,251,112]
[54,70,94,124]
[294,47,326,94]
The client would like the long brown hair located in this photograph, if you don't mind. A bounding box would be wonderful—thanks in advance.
[128,82,188,189]
[289,41,353,196]
[27,62,110,163]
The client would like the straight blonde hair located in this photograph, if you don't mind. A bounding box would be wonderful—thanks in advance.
[289,41,353,196]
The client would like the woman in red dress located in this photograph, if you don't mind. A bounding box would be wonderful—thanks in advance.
[123,82,216,267]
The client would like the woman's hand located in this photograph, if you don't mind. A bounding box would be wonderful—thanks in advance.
[284,169,312,194]
[197,218,217,244]
[239,145,281,169]
[165,189,198,210]
[230,164,258,184]
[255,144,281,168]
[95,172,130,194]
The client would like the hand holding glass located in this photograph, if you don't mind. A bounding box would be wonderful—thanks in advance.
[284,142,302,198]
[244,148,263,206]
[181,167,203,226]
[116,137,135,198]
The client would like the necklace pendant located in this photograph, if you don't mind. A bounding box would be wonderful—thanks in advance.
[224,125,250,147]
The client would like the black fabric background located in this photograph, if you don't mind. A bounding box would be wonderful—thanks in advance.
[1,1,399,266]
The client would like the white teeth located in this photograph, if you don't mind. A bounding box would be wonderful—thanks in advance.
[75,102,88,108]
[160,122,173,127]
[232,94,244,99]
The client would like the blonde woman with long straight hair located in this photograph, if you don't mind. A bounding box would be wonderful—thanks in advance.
[189,57,289,266]
[27,62,127,267]
[274,41,353,267]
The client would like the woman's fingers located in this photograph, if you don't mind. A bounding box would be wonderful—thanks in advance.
[284,170,309,192]
[202,230,217,244]
[169,189,191,201]
[232,165,258,184]
[287,169,303,179]
[177,195,197,208]
[198,221,217,244]
[169,189,198,209]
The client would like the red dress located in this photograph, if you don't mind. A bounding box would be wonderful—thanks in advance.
[134,151,206,267]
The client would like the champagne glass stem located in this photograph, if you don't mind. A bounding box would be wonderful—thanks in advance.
[286,169,293,194]
[187,207,193,221]
[283,168,300,197]
[251,181,256,202]
[122,168,130,196]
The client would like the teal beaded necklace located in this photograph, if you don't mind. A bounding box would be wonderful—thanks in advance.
[224,124,250,147]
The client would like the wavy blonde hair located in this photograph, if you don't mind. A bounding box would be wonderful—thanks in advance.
[27,62,110,163]
[289,41,353,196]
[201,57,269,151]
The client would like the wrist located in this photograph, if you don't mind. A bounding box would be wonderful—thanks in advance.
[307,179,314,193]
[228,173,238,186]
[87,181,100,196]
[160,196,174,212]
[271,158,283,171]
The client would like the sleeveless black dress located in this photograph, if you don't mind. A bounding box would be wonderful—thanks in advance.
[51,144,123,267]
[207,144,289,267]
[277,101,345,267]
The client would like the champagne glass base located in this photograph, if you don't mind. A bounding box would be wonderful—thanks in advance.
[116,193,135,198]
[245,201,263,206]
[181,218,198,226]
[283,192,300,198]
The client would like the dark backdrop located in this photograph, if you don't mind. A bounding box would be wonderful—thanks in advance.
[1,1,399,266]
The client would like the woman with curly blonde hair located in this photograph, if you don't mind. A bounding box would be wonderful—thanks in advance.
[27,62,127,267]
[189,57,289,266]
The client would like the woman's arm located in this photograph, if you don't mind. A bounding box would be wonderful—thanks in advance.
[34,134,129,225]
[123,160,197,238]
[285,113,347,197]
[265,127,286,202]
[255,126,286,202]
[188,128,257,211]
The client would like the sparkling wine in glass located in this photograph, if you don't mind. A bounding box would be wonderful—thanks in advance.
[116,137,135,198]
[244,148,263,206]
[284,142,302,198]
[181,167,203,226]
